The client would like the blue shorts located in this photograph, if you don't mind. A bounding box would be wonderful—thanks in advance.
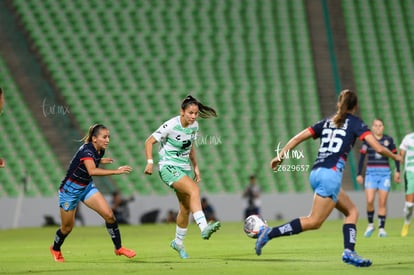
[59,180,99,211]
[310,167,342,203]
[364,167,391,191]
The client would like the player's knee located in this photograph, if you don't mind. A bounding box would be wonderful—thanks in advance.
[309,219,324,230]
[61,224,73,234]
[103,212,116,223]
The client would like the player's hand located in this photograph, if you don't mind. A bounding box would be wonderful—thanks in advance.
[356,175,364,184]
[193,166,201,183]
[144,163,153,175]
[270,156,283,171]
[117,165,132,174]
[394,172,401,183]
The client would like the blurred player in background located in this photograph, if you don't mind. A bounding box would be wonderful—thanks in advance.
[243,175,261,218]
[356,118,400,238]
[399,132,414,237]
[255,90,401,267]
[0,88,5,168]
[144,95,221,259]
[50,124,136,262]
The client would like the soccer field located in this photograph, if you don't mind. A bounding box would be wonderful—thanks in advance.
[0,219,413,274]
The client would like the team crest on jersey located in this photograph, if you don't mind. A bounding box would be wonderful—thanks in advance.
[384,140,389,146]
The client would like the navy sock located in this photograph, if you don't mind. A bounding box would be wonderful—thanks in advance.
[268,218,303,239]
[367,211,374,224]
[52,229,68,251]
[106,221,122,249]
[378,215,386,229]
[343,224,356,251]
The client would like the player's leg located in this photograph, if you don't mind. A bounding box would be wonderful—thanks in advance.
[363,170,377,237]
[377,189,389,237]
[401,172,414,236]
[255,193,335,256]
[50,184,78,262]
[336,190,372,267]
[83,188,135,258]
[364,188,376,237]
[172,175,220,239]
[50,208,76,262]
[170,191,190,259]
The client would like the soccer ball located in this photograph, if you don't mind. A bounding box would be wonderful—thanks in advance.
[244,214,268,238]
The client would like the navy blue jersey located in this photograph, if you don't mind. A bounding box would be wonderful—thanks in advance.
[309,114,371,170]
[357,135,399,174]
[61,142,104,187]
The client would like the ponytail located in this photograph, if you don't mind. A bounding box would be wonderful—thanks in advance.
[332,89,358,128]
[181,95,217,118]
[81,124,107,143]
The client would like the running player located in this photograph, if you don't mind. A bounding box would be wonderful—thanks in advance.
[399,132,414,237]
[356,118,400,238]
[50,124,136,262]
[255,90,401,267]
[144,95,221,259]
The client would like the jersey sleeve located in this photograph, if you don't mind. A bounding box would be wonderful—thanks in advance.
[400,135,409,151]
[309,119,326,139]
[355,119,371,140]
[152,120,173,142]
[79,148,94,162]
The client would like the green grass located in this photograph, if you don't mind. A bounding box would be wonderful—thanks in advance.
[0,219,413,274]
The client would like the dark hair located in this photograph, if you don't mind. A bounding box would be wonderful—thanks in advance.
[0,87,3,95]
[373,118,384,125]
[332,89,358,128]
[181,95,217,119]
[81,124,108,143]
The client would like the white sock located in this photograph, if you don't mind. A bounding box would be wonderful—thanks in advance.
[174,226,188,246]
[404,202,414,224]
[193,211,208,231]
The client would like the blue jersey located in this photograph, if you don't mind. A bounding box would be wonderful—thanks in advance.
[309,114,371,171]
[60,142,104,187]
[357,135,399,174]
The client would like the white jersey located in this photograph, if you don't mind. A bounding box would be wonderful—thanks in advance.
[400,132,414,173]
[152,116,198,170]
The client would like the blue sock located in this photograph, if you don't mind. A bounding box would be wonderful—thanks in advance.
[268,218,302,239]
[343,224,356,251]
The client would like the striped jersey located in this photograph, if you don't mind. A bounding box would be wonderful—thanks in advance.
[309,114,371,170]
[357,135,398,174]
[61,142,103,187]
[400,132,414,173]
[152,116,198,170]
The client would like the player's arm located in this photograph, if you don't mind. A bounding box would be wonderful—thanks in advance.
[364,134,401,162]
[100,158,114,164]
[84,158,132,176]
[270,128,313,170]
[144,135,157,175]
[356,150,366,184]
[189,145,201,183]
